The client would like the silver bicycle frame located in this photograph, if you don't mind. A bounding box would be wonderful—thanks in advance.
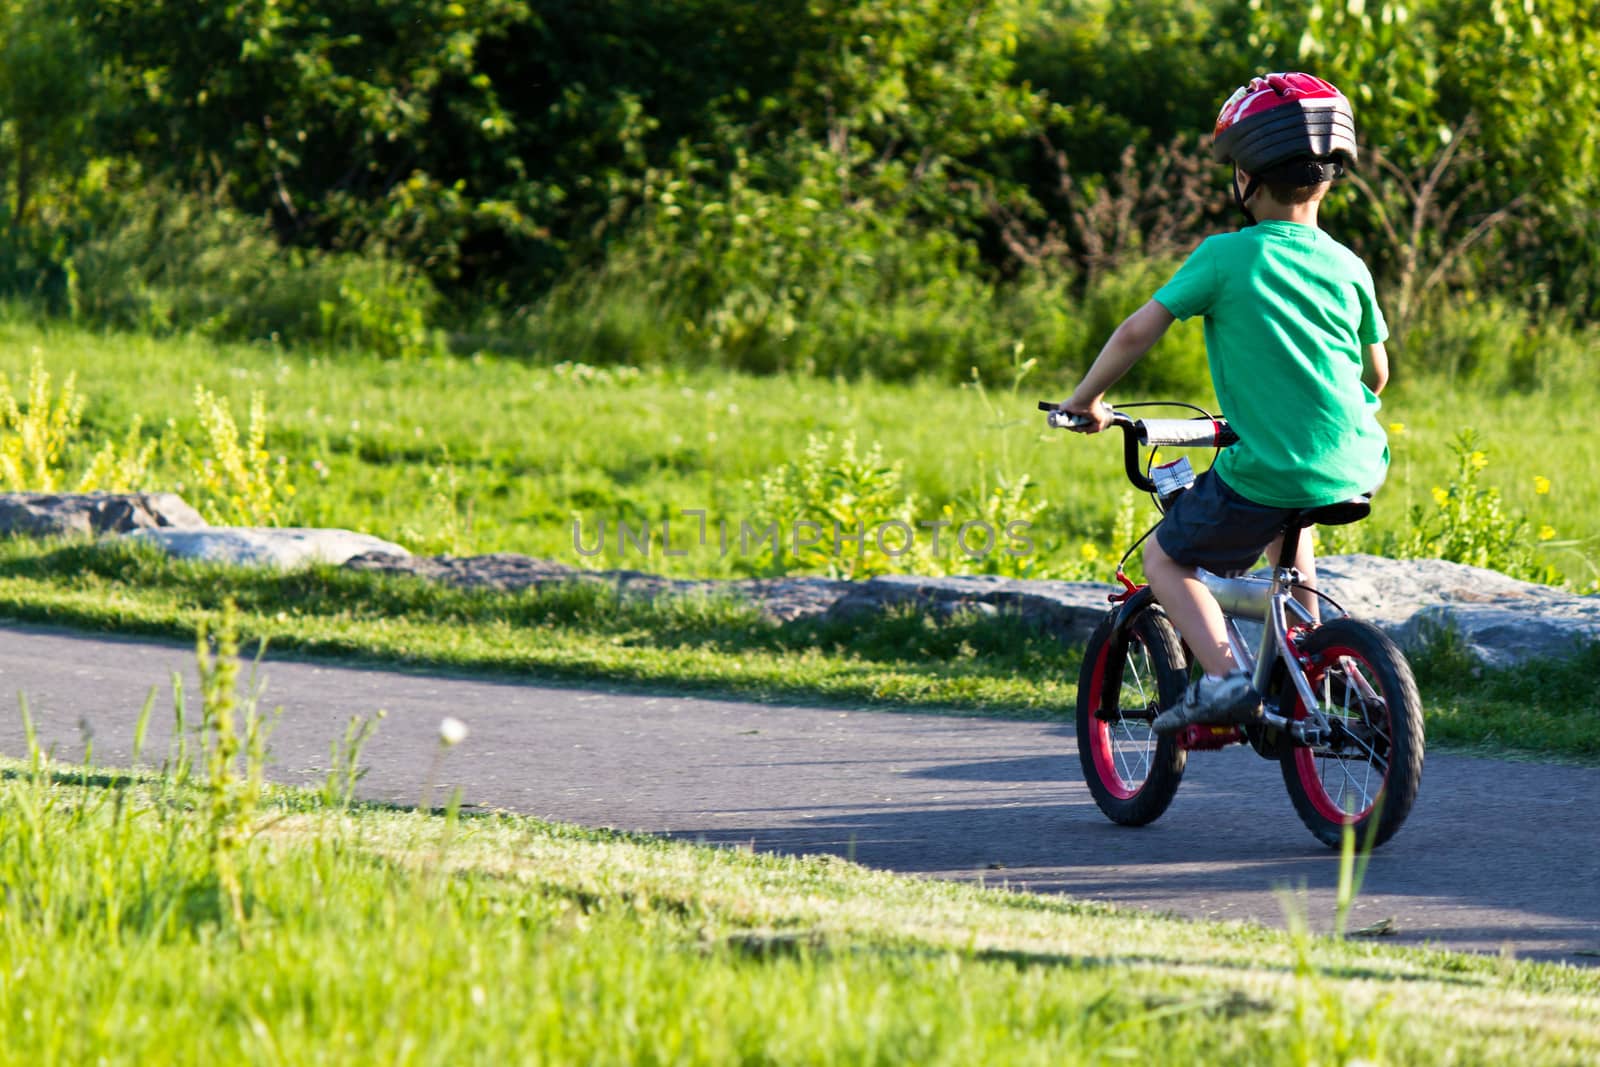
[1198,565,1330,744]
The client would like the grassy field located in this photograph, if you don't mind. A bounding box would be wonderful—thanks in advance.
[0,306,1593,587]
[2,706,1596,1065]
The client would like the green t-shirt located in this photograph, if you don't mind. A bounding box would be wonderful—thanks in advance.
[1153,220,1389,508]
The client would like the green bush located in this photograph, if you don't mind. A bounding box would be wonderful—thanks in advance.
[1379,430,1560,584]
[1395,298,1593,392]
[522,146,1214,396]
[1063,257,1211,398]
[528,141,1007,382]
[52,184,444,357]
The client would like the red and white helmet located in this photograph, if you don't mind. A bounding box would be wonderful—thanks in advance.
[1212,72,1358,178]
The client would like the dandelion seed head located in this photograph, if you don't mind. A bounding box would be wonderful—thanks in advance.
[439,717,469,747]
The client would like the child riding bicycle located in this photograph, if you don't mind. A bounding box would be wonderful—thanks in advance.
[1060,72,1391,735]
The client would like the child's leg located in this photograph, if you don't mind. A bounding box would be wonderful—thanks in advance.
[1143,535,1237,677]
[1264,530,1319,623]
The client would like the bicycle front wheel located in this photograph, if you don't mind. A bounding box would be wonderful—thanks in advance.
[1279,618,1425,849]
[1076,607,1188,826]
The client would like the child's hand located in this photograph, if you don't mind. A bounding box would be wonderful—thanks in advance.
[1060,395,1113,433]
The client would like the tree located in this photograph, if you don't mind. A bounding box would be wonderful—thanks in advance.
[0,1,95,228]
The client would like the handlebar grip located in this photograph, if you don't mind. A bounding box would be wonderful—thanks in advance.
[1039,400,1119,431]
[1046,410,1095,430]
[1136,418,1237,448]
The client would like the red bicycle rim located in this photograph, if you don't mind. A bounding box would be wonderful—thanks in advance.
[1293,643,1388,823]
[1087,642,1145,800]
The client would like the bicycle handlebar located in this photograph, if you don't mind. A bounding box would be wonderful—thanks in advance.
[1135,418,1237,449]
[1037,401,1238,493]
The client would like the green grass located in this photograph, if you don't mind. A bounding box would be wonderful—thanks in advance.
[2,750,1597,1065]
[0,537,1081,715]
[1,305,1594,586]
[0,537,1596,763]
[1412,634,1600,762]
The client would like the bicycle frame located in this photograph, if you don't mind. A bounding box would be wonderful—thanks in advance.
[1198,559,1335,748]
[1043,400,1356,750]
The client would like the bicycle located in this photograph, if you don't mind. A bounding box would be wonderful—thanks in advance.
[1039,400,1424,849]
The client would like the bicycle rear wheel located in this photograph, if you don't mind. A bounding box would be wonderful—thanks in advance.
[1279,618,1425,849]
[1077,607,1188,826]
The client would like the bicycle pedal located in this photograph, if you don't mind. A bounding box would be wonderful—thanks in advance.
[1177,724,1243,751]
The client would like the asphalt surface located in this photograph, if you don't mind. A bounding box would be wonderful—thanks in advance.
[2,623,1596,964]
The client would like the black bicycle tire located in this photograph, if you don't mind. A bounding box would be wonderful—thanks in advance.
[1076,607,1189,826]
[1278,618,1425,849]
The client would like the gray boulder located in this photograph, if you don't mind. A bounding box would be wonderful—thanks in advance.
[826,573,1115,645]
[0,491,206,537]
[1315,555,1600,669]
[132,527,409,569]
[341,551,856,623]
[341,551,1598,668]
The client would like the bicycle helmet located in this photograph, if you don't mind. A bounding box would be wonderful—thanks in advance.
[1212,72,1358,223]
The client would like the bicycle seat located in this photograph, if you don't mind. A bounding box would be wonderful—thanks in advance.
[1292,495,1372,528]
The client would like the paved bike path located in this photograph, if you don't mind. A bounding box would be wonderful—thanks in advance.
[2,623,1595,964]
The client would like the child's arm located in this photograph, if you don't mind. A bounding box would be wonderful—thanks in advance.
[1364,342,1389,395]
[1062,300,1176,431]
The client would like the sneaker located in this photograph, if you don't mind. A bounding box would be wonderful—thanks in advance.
[1151,670,1262,735]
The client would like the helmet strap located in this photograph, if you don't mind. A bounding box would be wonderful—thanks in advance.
[1233,171,1260,226]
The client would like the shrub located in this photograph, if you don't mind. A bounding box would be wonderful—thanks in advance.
[746,429,1101,581]
[1395,297,1592,392]
[1381,429,1560,584]
[0,358,155,492]
[1065,257,1212,399]
[528,140,1006,382]
[180,387,296,526]
[525,150,1214,398]
[62,184,444,357]
[748,432,928,579]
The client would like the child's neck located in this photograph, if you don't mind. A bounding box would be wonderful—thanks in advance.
[1251,198,1321,226]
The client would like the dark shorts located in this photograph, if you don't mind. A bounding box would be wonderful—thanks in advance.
[1154,469,1302,575]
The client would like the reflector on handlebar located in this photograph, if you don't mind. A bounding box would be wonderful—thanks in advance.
[1135,419,1237,448]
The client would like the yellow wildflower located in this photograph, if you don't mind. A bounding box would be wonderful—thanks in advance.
[1533,475,1551,495]
[1388,422,1405,435]
[1079,542,1100,562]
[1430,486,1448,508]
[1538,525,1556,541]
[1469,450,1488,470]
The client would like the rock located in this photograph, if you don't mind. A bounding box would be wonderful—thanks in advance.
[1315,555,1600,669]
[0,492,206,538]
[343,552,587,590]
[133,528,409,569]
[2,491,1573,667]
[340,551,1600,668]
[732,577,859,623]
[342,551,854,624]
[826,573,1116,645]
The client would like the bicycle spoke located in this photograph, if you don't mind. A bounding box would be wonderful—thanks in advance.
[1310,657,1391,814]
[1333,749,1371,811]
[1285,622,1419,845]
[1106,640,1157,789]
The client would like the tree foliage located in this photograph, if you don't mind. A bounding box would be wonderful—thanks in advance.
[1,0,1597,363]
